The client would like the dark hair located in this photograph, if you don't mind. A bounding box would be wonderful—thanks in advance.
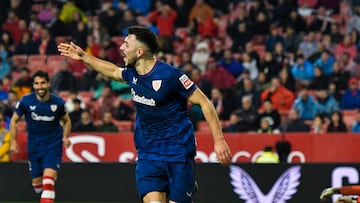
[32,70,50,82]
[127,25,159,54]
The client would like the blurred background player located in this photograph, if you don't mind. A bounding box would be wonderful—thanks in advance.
[58,25,232,203]
[9,70,71,203]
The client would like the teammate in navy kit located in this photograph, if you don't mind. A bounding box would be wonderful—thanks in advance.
[58,25,232,203]
[9,70,71,203]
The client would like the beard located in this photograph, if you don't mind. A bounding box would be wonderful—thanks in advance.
[35,89,48,98]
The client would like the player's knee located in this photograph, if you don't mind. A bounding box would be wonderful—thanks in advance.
[32,182,43,194]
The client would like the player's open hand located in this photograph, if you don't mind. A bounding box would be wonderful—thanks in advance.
[57,42,85,60]
[10,140,18,154]
[214,139,232,166]
[63,137,71,148]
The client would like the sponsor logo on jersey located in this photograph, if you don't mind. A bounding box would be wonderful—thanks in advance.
[31,112,55,121]
[30,105,36,111]
[179,74,194,90]
[230,165,301,202]
[152,80,162,91]
[132,77,137,84]
[131,88,156,106]
[50,105,57,112]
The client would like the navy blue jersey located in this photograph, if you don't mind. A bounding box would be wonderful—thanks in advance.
[122,61,197,162]
[15,92,66,152]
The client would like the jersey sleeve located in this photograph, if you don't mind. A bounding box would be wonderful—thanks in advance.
[14,99,26,117]
[173,69,197,98]
[121,67,131,83]
[58,99,66,118]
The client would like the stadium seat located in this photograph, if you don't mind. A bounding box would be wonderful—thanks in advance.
[58,91,71,101]
[28,55,47,65]
[111,36,124,47]
[342,109,358,130]
[253,45,266,59]
[55,36,70,44]
[68,58,87,78]
[11,55,28,69]
[197,121,211,132]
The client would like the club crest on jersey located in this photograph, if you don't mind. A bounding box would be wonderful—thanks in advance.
[152,80,162,91]
[179,74,194,90]
[50,105,57,112]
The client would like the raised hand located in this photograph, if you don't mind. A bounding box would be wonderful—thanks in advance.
[57,42,85,60]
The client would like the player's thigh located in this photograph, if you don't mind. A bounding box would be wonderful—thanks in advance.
[28,151,43,179]
[42,146,62,172]
[136,159,168,199]
[168,157,195,203]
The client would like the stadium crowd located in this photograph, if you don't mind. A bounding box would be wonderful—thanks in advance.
[0,0,360,133]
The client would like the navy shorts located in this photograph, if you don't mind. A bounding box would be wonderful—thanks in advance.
[136,157,195,203]
[28,146,62,179]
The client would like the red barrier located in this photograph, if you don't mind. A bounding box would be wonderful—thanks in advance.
[11,132,360,163]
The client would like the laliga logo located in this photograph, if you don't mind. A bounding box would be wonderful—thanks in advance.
[66,135,105,162]
[230,165,301,203]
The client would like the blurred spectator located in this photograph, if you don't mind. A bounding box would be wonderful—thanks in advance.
[1,31,14,56]
[308,66,329,91]
[259,51,281,83]
[148,1,177,37]
[310,114,326,134]
[340,77,360,110]
[307,42,326,63]
[2,9,21,44]
[265,25,285,52]
[292,87,317,120]
[255,145,279,163]
[326,111,347,132]
[222,113,240,132]
[0,79,9,102]
[259,99,281,129]
[191,41,210,73]
[189,68,212,98]
[257,116,278,134]
[0,45,10,80]
[273,42,288,68]
[0,112,10,162]
[59,0,87,24]
[202,57,235,91]
[299,31,318,58]
[308,6,333,34]
[314,89,340,117]
[95,85,120,119]
[283,25,302,53]
[69,21,88,49]
[99,7,119,37]
[330,23,344,45]
[284,9,307,34]
[351,111,360,133]
[65,91,86,113]
[69,98,84,125]
[346,3,360,34]
[321,34,335,54]
[114,100,136,121]
[14,32,35,55]
[334,34,357,60]
[85,35,101,58]
[210,87,233,120]
[97,111,119,132]
[328,82,342,103]
[90,18,110,46]
[50,59,77,93]
[313,50,335,75]
[72,110,97,132]
[33,27,58,55]
[218,49,244,78]
[188,0,214,35]
[329,61,351,92]
[339,51,357,76]
[260,77,295,112]
[2,90,18,120]
[171,0,191,28]
[232,95,259,132]
[272,0,292,27]
[279,67,296,93]
[233,77,261,110]
[117,10,137,36]
[241,52,259,81]
[127,0,151,16]
[252,11,270,38]
[13,67,32,99]
[210,38,224,61]
[291,53,314,86]
[37,1,55,23]
[279,109,310,132]
[227,7,252,53]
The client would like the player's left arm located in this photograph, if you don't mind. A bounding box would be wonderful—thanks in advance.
[188,88,232,165]
[60,113,71,148]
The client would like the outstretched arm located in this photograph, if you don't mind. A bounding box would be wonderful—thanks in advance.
[188,88,232,165]
[57,42,125,82]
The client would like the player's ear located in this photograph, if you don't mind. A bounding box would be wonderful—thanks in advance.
[136,47,144,57]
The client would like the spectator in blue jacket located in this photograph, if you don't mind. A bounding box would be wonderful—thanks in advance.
[0,45,10,80]
[291,54,314,85]
[314,89,340,117]
[351,111,360,133]
[313,50,335,75]
[341,77,360,110]
[292,87,317,120]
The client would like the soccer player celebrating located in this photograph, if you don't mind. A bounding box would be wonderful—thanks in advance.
[320,185,360,203]
[58,25,232,203]
[10,70,71,203]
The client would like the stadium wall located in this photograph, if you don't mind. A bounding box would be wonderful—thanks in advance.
[1,163,359,203]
